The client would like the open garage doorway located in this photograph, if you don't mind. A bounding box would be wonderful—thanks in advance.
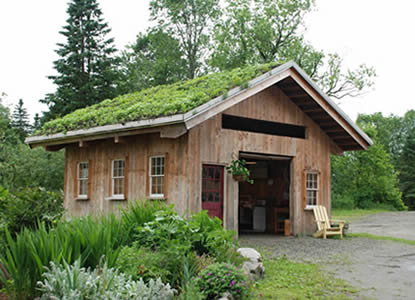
[238,152,291,235]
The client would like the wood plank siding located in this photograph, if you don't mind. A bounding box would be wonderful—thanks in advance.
[64,133,190,217]
[187,86,333,235]
[63,85,334,235]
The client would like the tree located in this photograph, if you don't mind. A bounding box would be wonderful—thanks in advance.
[357,110,415,164]
[33,113,41,132]
[11,99,31,140]
[0,97,64,192]
[399,128,415,210]
[40,0,120,121]
[118,29,187,93]
[331,126,405,210]
[210,0,376,99]
[149,0,221,79]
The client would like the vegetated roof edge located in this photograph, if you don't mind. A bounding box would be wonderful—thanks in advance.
[25,61,373,147]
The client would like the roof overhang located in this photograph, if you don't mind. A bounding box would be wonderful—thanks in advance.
[26,61,372,151]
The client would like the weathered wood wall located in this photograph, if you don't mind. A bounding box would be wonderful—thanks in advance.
[187,86,333,235]
[64,133,189,217]
[64,85,335,235]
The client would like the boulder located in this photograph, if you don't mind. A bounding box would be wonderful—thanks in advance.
[237,248,265,281]
[218,292,233,300]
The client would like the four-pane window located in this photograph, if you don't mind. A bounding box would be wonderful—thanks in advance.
[150,156,165,198]
[112,159,125,196]
[306,172,319,206]
[78,162,88,197]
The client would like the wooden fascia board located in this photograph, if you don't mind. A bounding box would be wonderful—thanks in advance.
[184,69,292,130]
[287,69,370,150]
[27,123,186,149]
[26,115,185,148]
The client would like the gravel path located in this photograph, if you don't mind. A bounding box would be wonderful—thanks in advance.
[350,211,415,240]
[240,212,415,300]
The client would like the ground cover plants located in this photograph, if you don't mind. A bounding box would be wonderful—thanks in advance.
[253,257,357,299]
[38,62,279,135]
[0,201,248,299]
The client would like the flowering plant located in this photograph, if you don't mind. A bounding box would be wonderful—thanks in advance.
[194,262,249,299]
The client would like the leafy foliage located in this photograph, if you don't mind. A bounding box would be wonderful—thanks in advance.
[0,216,126,298]
[0,202,240,298]
[225,159,253,184]
[194,262,250,299]
[210,0,376,99]
[37,260,176,300]
[40,0,120,122]
[331,126,406,210]
[399,128,415,209]
[357,110,415,164]
[38,62,279,135]
[149,0,221,79]
[0,187,63,236]
[136,209,238,259]
[118,29,187,94]
[0,99,65,192]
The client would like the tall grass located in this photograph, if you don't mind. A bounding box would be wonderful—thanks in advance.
[0,200,168,299]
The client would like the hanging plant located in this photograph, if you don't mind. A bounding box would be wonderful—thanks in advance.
[226,159,254,184]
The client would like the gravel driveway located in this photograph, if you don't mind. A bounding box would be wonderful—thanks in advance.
[240,212,415,300]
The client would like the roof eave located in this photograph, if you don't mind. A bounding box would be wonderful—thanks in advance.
[25,114,185,148]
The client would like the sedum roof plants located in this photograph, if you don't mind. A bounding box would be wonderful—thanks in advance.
[38,62,280,136]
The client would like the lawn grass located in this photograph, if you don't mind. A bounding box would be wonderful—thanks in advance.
[253,257,358,299]
[348,233,415,246]
[331,208,393,223]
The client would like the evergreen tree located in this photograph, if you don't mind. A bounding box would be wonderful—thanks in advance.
[41,0,119,121]
[399,128,415,210]
[11,99,31,140]
[33,113,41,132]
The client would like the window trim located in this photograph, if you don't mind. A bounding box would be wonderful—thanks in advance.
[77,161,89,200]
[149,155,165,199]
[305,171,319,209]
[111,159,125,198]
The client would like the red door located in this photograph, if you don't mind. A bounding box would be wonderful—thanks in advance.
[201,165,224,221]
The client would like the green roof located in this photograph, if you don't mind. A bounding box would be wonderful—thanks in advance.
[38,62,280,135]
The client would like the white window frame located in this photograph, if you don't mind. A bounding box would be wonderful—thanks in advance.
[149,155,165,199]
[77,161,88,199]
[305,172,319,209]
[111,159,125,199]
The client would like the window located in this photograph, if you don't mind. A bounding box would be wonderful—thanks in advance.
[112,159,125,197]
[77,162,88,198]
[306,172,319,207]
[150,156,165,198]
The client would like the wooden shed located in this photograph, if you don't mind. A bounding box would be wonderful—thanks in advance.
[26,61,372,235]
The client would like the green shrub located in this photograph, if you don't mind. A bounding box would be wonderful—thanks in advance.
[194,263,250,300]
[117,246,173,284]
[117,246,204,289]
[179,281,204,300]
[37,260,176,300]
[119,200,168,246]
[332,194,355,210]
[0,186,63,236]
[0,216,122,298]
[136,209,238,260]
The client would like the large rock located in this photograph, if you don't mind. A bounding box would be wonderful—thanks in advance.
[237,248,265,281]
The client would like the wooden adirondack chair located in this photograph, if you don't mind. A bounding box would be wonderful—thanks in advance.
[312,205,345,239]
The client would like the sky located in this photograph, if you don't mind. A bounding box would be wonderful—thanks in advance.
[0,0,414,122]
